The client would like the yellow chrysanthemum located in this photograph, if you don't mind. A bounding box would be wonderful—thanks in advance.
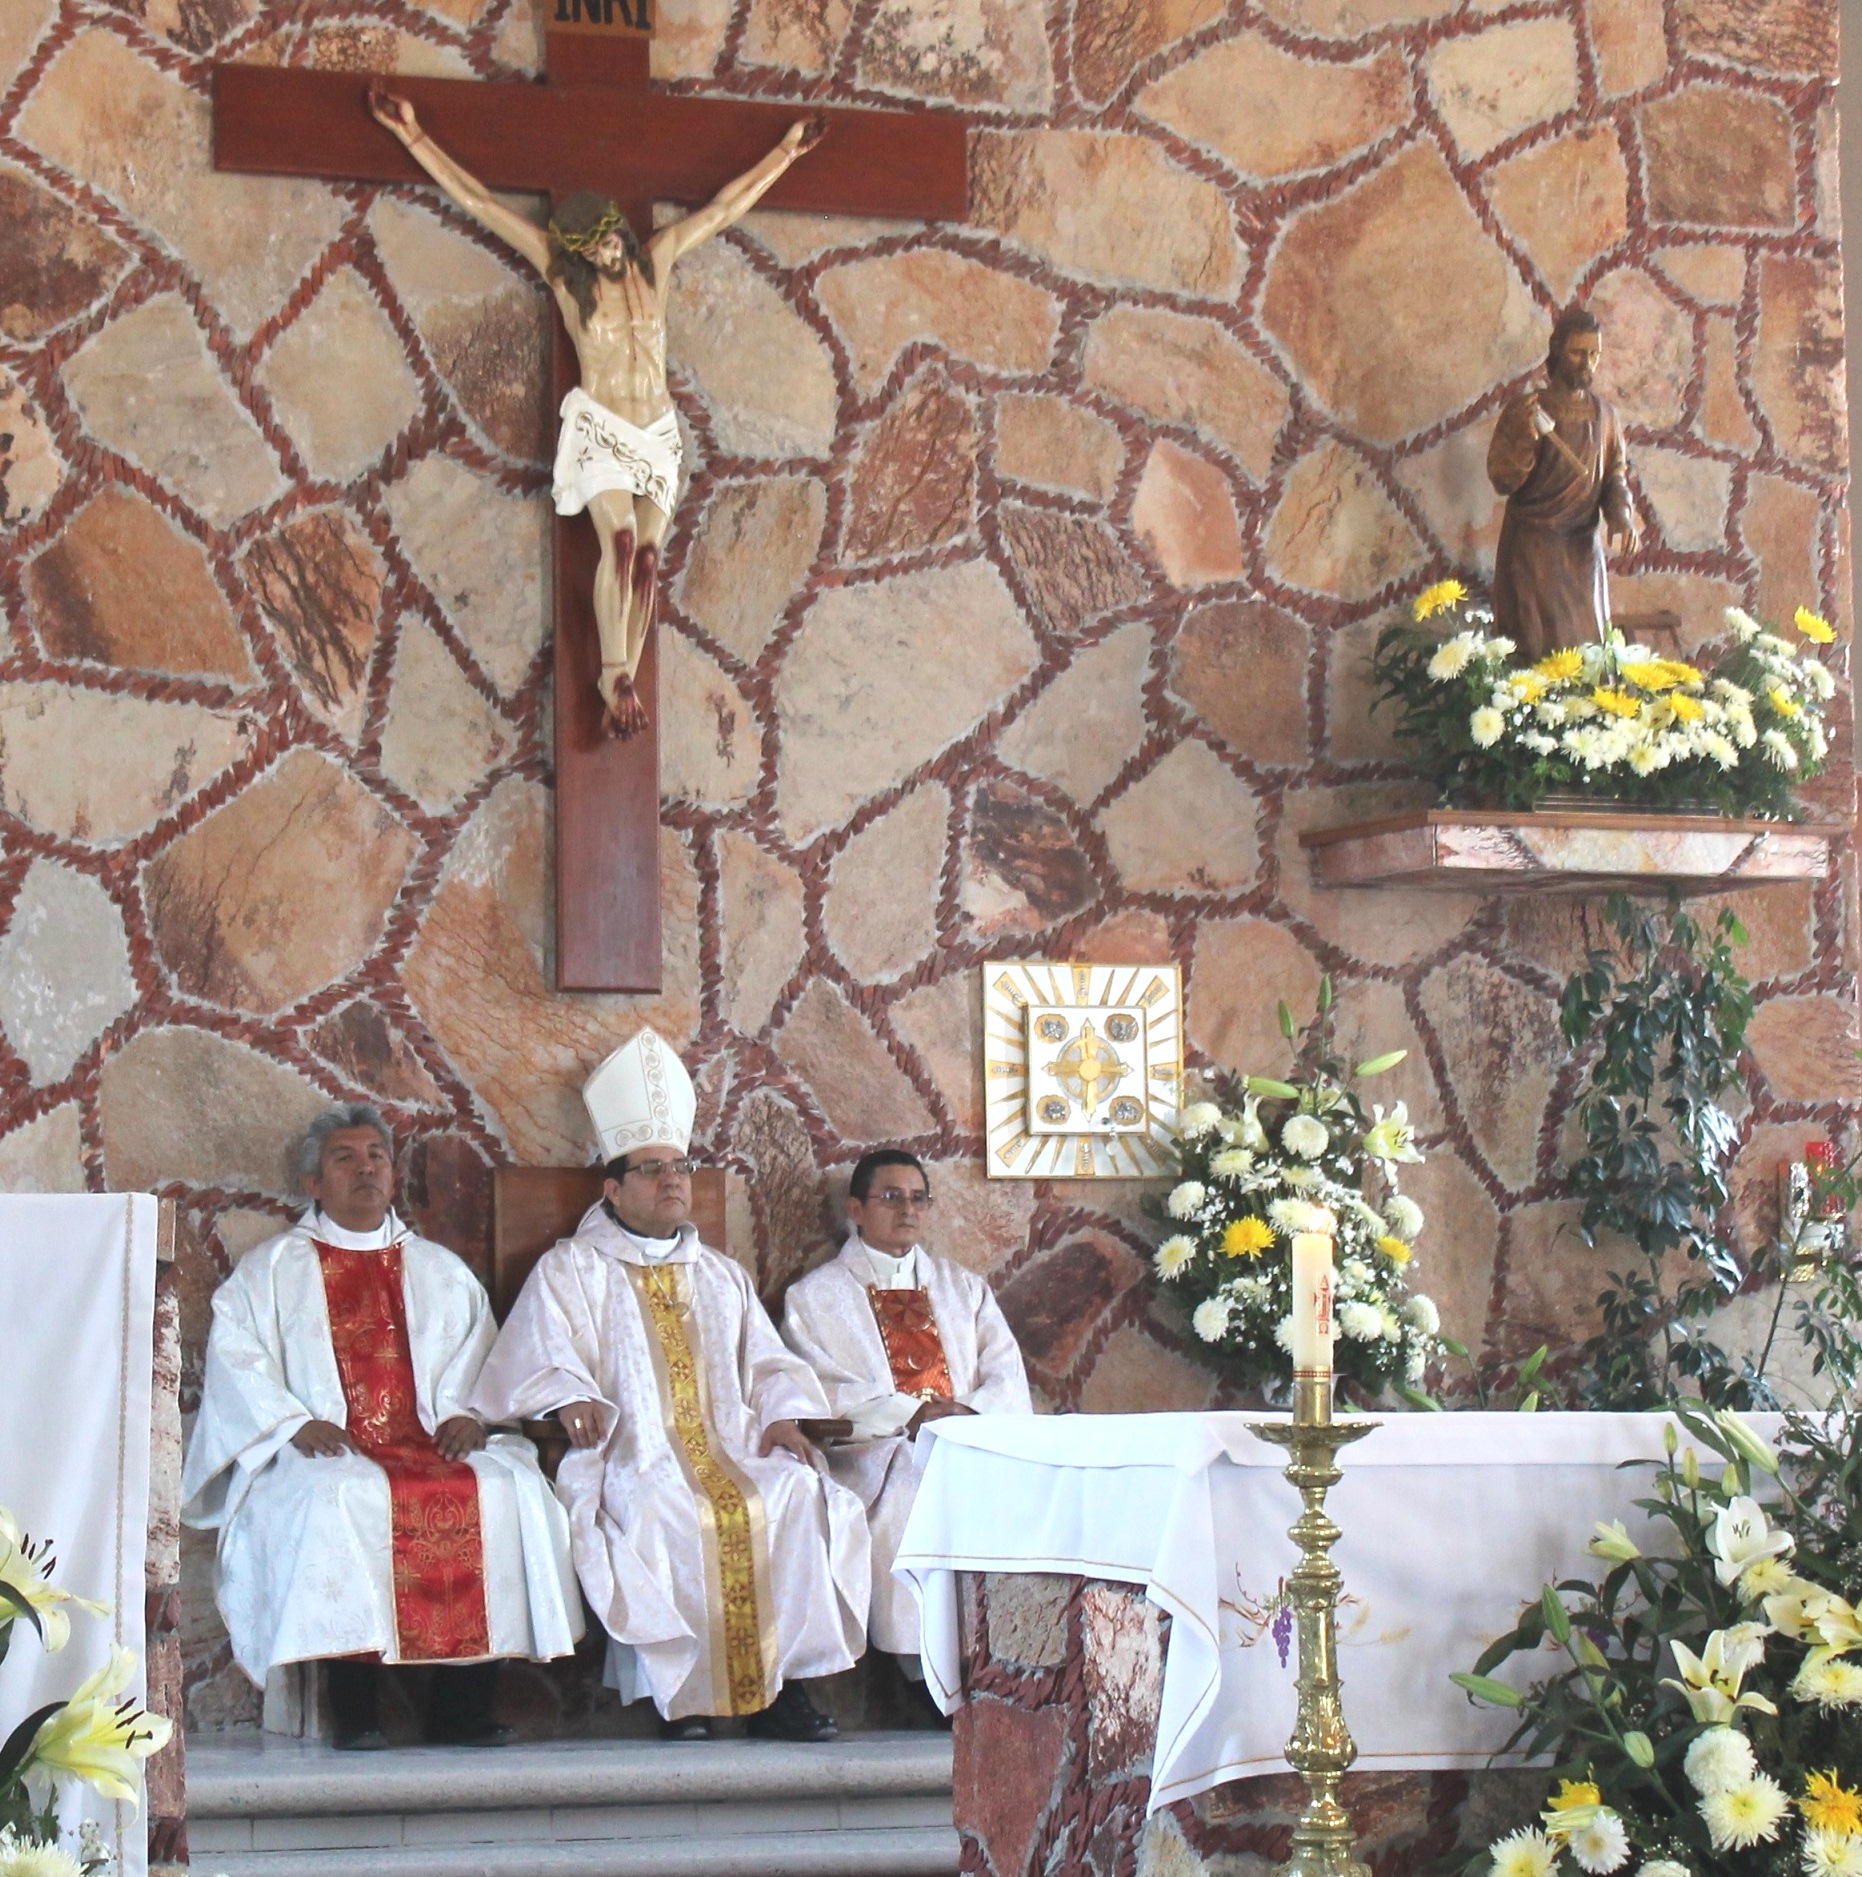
[1621,660,1679,692]
[1796,607,1838,644]
[1413,578,1468,621]
[1770,686,1801,718]
[1670,693,1706,723]
[1376,1234,1414,1265]
[1547,1780,1603,1813]
[1222,1216,1276,1259]
[1511,674,1549,704]
[1535,650,1585,683]
[1802,1771,1862,1838]
[1592,688,1642,719]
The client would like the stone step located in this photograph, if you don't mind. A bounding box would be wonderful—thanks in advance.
[187,1732,957,1877]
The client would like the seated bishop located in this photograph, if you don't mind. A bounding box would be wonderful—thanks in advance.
[780,1149,1032,1681]
[468,1028,871,1743]
[180,1104,584,1751]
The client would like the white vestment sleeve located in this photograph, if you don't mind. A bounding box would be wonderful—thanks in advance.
[467,1245,612,1424]
[959,1282,1033,1415]
[412,1248,500,1425]
[732,1263,831,1430]
[180,1249,315,1529]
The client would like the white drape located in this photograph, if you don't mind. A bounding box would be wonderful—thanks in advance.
[896,1409,1786,1813]
[0,1194,158,1877]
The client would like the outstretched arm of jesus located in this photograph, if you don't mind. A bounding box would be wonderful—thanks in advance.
[368,85,552,276]
[652,117,827,269]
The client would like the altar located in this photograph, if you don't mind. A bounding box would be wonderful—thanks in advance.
[898,1410,1773,1875]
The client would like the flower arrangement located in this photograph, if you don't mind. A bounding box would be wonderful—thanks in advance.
[1454,1406,1862,1877]
[1152,986,1446,1400]
[1370,582,1839,817]
[0,1508,171,1873]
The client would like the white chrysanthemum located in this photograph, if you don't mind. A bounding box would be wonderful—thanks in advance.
[1725,606,1761,639]
[1633,1862,1690,1877]
[1804,1829,1862,1877]
[1428,634,1480,680]
[1699,1775,1789,1850]
[1405,1344,1428,1384]
[1179,1101,1222,1138]
[1481,636,1515,662]
[1281,1114,1329,1160]
[1383,1195,1423,1240]
[1273,1315,1296,1354]
[1268,1198,1332,1235]
[1682,1726,1755,1795]
[1339,1301,1383,1342]
[1471,706,1506,748]
[1155,1236,1197,1279]
[1167,1182,1207,1219]
[1281,1164,1321,1188]
[1401,1294,1441,1335]
[1338,1257,1371,1294]
[1791,1654,1862,1708]
[1762,729,1799,770]
[1490,1828,1560,1877]
[0,1837,86,1877]
[1210,1148,1255,1178]
[1806,660,1836,699]
[1567,1810,1631,1875]
[1700,732,1740,769]
[1191,1297,1232,1343]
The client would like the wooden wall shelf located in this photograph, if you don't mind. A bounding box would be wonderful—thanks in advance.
[1300,808,1840,895]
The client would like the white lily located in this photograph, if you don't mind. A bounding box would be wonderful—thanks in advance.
[26,1644,173,1807]
[1663,1630,1779,1725]
[1588,1520,1640,1563]
[1707,1496,1792,1589]
[1362,1103,1423,1166]
[0,1509,107,1655]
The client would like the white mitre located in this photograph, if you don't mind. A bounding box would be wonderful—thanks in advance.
[583,1025,695,1163]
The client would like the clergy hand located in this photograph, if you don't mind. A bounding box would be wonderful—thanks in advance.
[435,1415,487,1461]
[292,1419,358,1458]
[906,1399,972,1437]
[758,1419,815,1464]
[558,1400,609,1448]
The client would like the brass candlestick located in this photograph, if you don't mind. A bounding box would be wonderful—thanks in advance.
[1250,1370,1374,1877]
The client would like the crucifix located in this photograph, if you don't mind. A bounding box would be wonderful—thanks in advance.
[212,5,968,992]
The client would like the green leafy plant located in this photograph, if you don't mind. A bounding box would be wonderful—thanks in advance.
[1556,895,1759,1410]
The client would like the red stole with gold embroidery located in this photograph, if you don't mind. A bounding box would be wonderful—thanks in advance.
[314,1241,490,1660]
[867,1287,955,1401]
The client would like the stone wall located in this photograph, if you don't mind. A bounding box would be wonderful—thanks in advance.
[0,0,1854,1730]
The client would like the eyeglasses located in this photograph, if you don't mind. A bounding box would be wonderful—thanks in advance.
[869,1189,934,1209]
[625,1158,695,1181]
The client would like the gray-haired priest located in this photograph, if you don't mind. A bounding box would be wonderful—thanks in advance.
[180,1105,583,1751]
[469,1028,870,1742]
[780,1149,1032,1693]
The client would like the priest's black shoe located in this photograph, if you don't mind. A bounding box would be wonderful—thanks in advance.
[332,1725,389,1752]
[745,1682,838,1743]
[426,1714,516,1748]
[659,1714,713,1742]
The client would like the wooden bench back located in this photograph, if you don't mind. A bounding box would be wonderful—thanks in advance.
[490,1165,728,1321]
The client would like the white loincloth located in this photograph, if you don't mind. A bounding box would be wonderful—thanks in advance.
[552,388,682,519]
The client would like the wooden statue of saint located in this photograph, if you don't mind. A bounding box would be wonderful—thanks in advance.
[369,86,824,738]
[1486,305,1642,661]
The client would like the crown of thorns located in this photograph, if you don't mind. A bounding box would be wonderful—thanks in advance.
[549,203,625,254]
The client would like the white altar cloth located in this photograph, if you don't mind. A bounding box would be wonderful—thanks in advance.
[0,1195,159,1876]
[896,1410,1782,1813]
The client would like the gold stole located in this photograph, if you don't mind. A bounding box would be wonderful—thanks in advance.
[628,1261,778,1715]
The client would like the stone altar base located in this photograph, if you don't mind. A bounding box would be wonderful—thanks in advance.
[954,1574,1548,1877]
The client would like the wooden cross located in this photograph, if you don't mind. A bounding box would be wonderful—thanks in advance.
[212,7,967,992]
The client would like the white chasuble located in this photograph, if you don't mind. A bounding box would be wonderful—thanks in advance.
[468,1207,870,1720]
[780,1236,1032,1653]
[180,1213,583,1682]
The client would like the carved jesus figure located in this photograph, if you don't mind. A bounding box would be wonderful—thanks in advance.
[370,88,824,737]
